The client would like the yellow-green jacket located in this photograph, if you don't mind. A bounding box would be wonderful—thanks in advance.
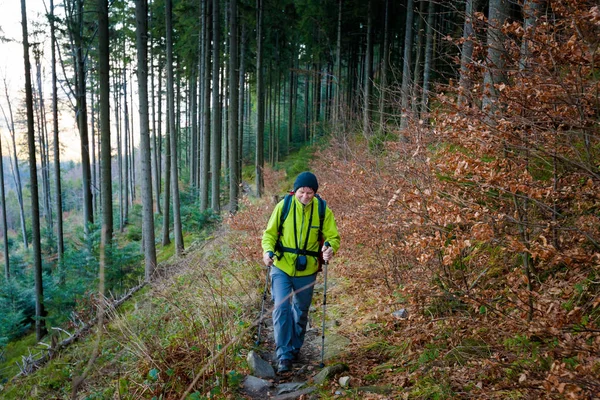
[262,195,341,277]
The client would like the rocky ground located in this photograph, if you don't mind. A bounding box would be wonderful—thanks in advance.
[242,285,352,399]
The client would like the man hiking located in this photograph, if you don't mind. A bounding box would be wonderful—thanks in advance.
[262,171,341,374]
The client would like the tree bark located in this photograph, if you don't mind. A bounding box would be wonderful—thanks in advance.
[135,0,158,280]
[21,0,47,341]
[200,0,211,211]
[0,132,9,279]
[166,0,184,254]
[482,0,509,115]
[458,0,476,107]
[211,0,222,212]
[2,80,28,249]
[363,0,373,136]
[421,0,435,119]
[228,0,239,214]
[74,0,94,233]
[255,0,265,197]
[400,0,415,131]
[378,0,389,132]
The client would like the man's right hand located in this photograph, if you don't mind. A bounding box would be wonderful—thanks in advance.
[263,251,275,267]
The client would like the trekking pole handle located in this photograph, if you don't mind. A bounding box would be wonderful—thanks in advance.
[267,251,275,260]
[323,242,331,265]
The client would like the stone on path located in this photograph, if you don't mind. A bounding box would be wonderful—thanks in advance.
[242,375,273,397]
[247,350,275,379]
[276,381,306,395]
[322,334,351,360]
[271,386,316,400]
[312,363,349,385]
[392,309,408,319]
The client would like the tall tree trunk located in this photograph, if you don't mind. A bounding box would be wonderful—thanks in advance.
[34,50,53,232]
[162,109,171,246]
[363,0,373,136]
[74,0,94,233]
[378,0,390,132]
[211,0,222,212]
[201,0,212,211]
[190,67,198,187]
[21,0,47,341]
[135,0,157,280]
[421,0,435,119]
[2,81,28,249]
[287,50,294,153]
[412,0,426,117]
[458,0,476,107]
[98,0,113,248]
[519,0,545,71]
[255,0,265,197]
[228,0,239,214]
[166,0,184,254]
[150,9,162,215]
[482,0,509,115]
[122,68,130,226]
[400,0,415,131]
[238,22,246,184]
[50,0,65,256]
[0,133,9,279]
[156,58,163,215]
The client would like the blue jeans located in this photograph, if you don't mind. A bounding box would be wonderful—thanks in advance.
[270,266,316,361]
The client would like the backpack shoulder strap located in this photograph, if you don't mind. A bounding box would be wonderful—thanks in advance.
[278,193,294,235]
[316,194,326,235]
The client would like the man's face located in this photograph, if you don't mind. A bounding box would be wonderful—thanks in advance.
[295,187,315,205]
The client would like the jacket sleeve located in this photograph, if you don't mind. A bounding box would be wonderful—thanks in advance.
[322,207,341,254]
[262,201,283,254]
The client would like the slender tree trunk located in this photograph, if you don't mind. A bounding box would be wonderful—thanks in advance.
[412,0,426,117]
[123,68,130,225]
[156,58,163,215]
[378,0,390,132]
[458,0,476,107]
[400,0,415,131]
[2,82,28,249]
[238,22,246,184]
[34,51,53,232]
[211,0,222,212]
[519,0,545,71]
[98,0,113,248]
[75,0,94,232]
[190,67,198,187]
[21,0,47,341]
[201,0,211,211]
[0,134,9,279]
[135,0,157,280]
[162,109,171,246]
[421,0,435,120]
[150,7,162,215]
[482,0,509,115]
[228,0,239,213]
[166,0,184,254]
[363,0,373,136]
[255,0,265,197]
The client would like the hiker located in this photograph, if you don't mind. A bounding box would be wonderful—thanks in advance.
[262,171,341,374]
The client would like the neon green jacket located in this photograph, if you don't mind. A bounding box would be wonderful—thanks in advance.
[262,195,341,277]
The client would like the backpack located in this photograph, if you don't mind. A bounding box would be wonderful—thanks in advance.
[275,193,327,267]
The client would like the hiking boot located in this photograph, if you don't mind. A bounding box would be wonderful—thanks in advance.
[277,359,293,374]
[291,350,300,361]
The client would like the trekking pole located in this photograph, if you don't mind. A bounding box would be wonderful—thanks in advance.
[256,252,273,346]
[320,243,330,368]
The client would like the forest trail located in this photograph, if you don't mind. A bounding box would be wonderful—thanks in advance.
[243,280,351,399]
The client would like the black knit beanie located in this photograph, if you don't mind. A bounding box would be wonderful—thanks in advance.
[293,171,319,193]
